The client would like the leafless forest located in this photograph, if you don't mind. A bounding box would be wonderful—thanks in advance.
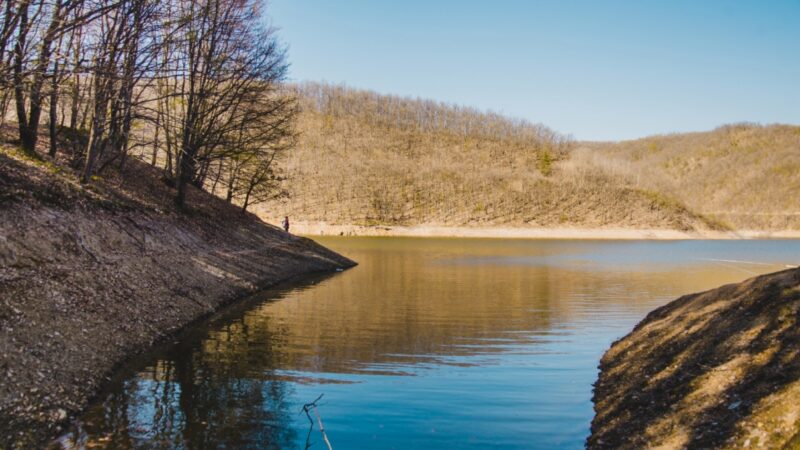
[2,2,797,229]
[1,0,295,212]
[579,124,800,230]
[262,83,798,231]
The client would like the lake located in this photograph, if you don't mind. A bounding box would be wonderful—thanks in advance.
[55,238,800,449]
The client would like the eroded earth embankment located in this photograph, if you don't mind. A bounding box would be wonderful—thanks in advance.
[0,148,354,448]
[589,267,800,449]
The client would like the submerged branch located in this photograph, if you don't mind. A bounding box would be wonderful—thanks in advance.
[301,394,333,450]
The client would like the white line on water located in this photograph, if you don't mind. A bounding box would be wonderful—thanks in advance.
[697,258,779,266]
[696,258,798,271]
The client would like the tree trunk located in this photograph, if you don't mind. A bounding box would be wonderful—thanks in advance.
[82,79,110,183]
[69,73,80,130]
[242,187,251,212]
[175,153,193,208]
[210,159,222,194]
[0,89,10,129]
[82,117,104,183]
[226,164,239,203]
[48,60,61,157]
[13,1,33,155]
[151,114,160,166]
[16,0,64,154]
[68,24,83,130]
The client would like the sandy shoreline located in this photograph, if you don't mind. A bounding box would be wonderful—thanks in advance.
[290,222,800,240]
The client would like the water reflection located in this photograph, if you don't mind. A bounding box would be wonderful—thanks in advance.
[56,238,799,449]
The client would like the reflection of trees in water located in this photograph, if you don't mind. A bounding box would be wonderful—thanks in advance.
[233,252,562,374]
[75,318,298,449]
[65,240,757,448]
[228,245,749,376]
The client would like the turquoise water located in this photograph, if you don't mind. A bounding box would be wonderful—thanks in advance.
[56,238,800,449]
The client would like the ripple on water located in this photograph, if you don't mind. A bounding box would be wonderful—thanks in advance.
[55,238,800,449]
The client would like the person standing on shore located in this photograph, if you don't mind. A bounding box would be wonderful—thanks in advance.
[282,216,290,233]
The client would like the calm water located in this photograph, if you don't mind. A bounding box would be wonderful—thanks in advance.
[57,238,800,449]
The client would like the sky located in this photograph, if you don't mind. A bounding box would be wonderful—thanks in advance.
[265,0,800,141]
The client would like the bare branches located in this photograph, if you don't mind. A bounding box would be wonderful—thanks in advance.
[157,0,292,208]
[3,0,296,210]
[301,394,334,450]
[295,81,572,156]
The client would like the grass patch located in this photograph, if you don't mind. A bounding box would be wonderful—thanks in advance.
[538,148,554,176]
[637,189,685,211]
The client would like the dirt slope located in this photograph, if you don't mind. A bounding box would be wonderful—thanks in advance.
[589,267,800,449]
[0,145,354,449]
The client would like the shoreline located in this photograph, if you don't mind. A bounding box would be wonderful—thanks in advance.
[290,222,800,240]
[589,267,800,448]
[0,149,355,449]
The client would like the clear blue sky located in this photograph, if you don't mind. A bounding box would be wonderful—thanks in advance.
[266,0,800,141]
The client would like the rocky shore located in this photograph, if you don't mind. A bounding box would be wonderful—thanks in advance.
[0,146,354,449]
[589,267,800,449]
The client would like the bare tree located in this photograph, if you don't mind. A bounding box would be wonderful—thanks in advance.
[162,0,291,209]
[13,0,81,155]
[2,0,297,211]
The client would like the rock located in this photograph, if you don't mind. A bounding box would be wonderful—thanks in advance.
[51,409,67,422]
[589,268,800,449]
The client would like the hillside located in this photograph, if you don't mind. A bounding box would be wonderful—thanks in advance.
[256,83,724,233]
[0,141,354,448]
[582,124,800,230]
[589,267,800,449]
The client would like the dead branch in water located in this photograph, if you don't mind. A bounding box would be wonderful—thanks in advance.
[302,394,333,450]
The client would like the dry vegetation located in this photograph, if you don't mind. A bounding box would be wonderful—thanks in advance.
[1,0,295,213]
[258,82,724,232]
[578,124,800,230]
[590,267,800,449]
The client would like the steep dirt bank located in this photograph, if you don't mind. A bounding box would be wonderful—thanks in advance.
[589,267,800,449]
[0,146,355,449]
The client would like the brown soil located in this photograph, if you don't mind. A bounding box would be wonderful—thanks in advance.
[0,145,354,449]
[589,267,800,449]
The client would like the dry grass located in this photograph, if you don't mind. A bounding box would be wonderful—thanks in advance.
[589,268,800,449]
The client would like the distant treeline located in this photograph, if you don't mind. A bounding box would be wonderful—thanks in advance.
[259,84,799,231]
[582,123,800,230]
[294,82,570,150]
[1,0,294,211]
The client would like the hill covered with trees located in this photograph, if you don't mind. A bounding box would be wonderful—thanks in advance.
[258,83,799,233]
[581,124,800,230]
[3,0,794,235]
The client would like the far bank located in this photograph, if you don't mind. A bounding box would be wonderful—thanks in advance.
[283,221,800,241]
